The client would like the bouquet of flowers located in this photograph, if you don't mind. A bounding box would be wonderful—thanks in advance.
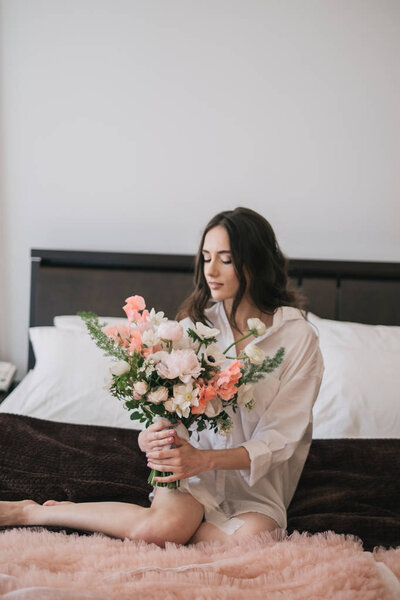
[78,295,284,489]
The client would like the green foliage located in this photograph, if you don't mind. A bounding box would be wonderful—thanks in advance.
[77,312,126,361]
[187,328,217,347]
[240,346,285,385]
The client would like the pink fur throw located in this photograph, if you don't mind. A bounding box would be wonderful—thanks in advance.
[0,529,399,599]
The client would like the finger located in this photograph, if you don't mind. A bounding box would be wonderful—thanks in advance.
[149,439,175,451]
[147,419,172,432]
[147,461,177,472]
[146,448,178,460]
[151,428,176,441]
[149,435,175,449]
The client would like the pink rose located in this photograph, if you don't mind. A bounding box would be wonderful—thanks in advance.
[156,349,202,384]
[148,387,169,404]
[158,320,183,342]
[133,381,148,396]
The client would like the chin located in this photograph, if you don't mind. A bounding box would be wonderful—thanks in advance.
[209,289,232,302]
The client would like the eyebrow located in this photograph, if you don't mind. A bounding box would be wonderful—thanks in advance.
[202,249,231,254]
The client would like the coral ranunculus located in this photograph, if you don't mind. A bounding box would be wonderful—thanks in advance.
[123,295,146,322]
[213,360,243,401]
[124,295,146,311]
[103,324,134,349]
[128,329,143,353]
[192,382,218,414]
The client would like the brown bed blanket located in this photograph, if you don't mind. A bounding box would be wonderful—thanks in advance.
[0,413,399,550]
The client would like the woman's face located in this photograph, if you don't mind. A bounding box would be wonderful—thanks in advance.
[202,226,240,302]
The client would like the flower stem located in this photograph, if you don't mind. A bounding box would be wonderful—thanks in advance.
[223,331,254,355]
[147,469,180,489]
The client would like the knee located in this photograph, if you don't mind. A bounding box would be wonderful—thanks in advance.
[127,509,200,547]
[233,514,279,539]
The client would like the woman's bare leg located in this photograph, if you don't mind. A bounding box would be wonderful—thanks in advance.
[0,489,204,547]
[189,512,279,544]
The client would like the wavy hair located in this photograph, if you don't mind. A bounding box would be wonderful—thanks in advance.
[176,207,305,332]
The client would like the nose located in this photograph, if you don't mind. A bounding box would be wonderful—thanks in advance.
[205,256,219,279]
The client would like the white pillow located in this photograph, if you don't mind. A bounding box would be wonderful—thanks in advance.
[54,315,128,331]
[308,312,400,438]
[0,327,145,430]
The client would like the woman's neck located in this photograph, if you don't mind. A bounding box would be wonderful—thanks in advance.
[223,298,274,335]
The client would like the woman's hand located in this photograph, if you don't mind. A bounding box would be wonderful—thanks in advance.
[146,436,209,483]
[138,419,176,453]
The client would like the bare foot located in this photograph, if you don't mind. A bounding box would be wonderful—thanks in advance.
[0,500,38,526]
[43,500,74,506]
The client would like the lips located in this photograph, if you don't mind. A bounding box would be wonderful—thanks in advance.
[208,282,223,289]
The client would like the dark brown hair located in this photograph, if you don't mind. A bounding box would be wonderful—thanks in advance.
[176,207,305,331]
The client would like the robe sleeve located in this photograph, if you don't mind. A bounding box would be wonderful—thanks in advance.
[239,328,324,487]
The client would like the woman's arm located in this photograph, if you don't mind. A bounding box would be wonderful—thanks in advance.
[238,331,324,487]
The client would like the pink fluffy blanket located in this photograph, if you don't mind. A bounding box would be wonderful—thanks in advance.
[0,529,399,600]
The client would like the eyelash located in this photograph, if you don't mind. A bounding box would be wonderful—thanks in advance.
[203,258,232,264]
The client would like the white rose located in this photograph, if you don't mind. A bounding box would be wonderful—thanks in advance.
[148,386,169,404]
[193,322,220,340]
[244,344,265,365]
[247,317,267,337]
[133,381,148,396]
[110,360,130,376]
[237,383,254,407]
[204,396,223,418]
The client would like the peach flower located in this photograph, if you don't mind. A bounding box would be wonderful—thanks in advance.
[141,343,162,359]
[213,359,243,401]
[123,295,146,322]
[103,324,134,349]
[128,329,142,353]
[192,382,218,415]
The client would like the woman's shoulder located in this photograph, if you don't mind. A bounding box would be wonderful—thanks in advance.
[273,307,319,344]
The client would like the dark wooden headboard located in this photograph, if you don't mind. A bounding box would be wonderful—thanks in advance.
[29,249,400,369]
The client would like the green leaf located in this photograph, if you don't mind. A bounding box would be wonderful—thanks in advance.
[77,312,127,361]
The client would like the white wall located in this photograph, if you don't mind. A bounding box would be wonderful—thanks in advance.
[1,0,399,377]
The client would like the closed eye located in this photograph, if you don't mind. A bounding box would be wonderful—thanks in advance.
[202,258,232,264]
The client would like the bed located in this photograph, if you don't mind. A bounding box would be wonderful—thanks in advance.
[0,249,399,599]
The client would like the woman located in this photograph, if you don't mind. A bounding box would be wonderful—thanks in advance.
[0,207,323,546]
